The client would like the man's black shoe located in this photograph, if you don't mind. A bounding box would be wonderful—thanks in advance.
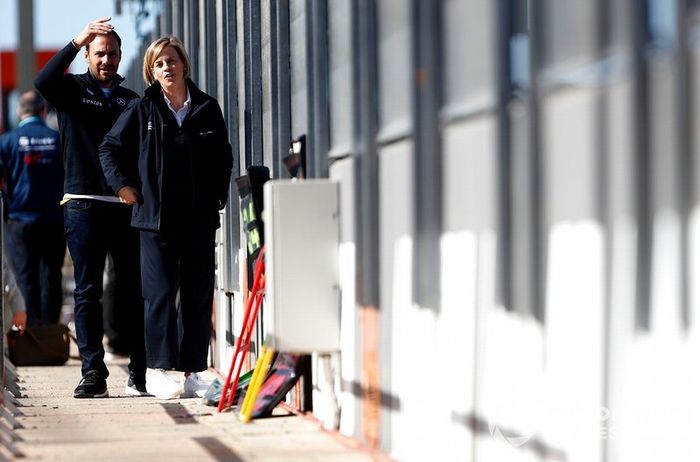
[125,372,151,396]
[73,371,108,398]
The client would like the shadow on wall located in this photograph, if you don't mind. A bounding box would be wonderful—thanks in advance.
[451,411,568,462]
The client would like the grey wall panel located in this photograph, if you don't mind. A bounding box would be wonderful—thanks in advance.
[377,140,413,456]
[443,0,497,113]
[647,57,683,332]
[541,88,606,462]
[443,117,498,233]
[376,0,411,137]
[543,89,600,223]
[328,156,361,439]
[608,0,633,52]
[603,79,637,462]
[290,0,309,139]
[541,0,599,69]
[327,0,354,156]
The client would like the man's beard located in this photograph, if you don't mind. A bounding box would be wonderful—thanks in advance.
[93,66,116,83]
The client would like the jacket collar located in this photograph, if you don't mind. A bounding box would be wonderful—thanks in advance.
[18,116,43,128]
[145,79,206,102]
[80,70,125,94]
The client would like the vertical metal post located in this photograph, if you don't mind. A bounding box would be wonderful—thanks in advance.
[244,0,263,167]
[200,0,218,94]
[412,0,442,309]
[304,0,316,176]
[270,1,281,177]
[310,0,329,178]
[353,1,381,444]
[594,2,612,462]
[17,0,35,93]
[632,0,652,330]
[172,0,185,38]
[161,0,173,35]
[354,0,379,307]
[223,0,241,302]
[529,0,545,322]
[497,0,513,312]
[273,0,291,177]
[677,0,691,329]
[189,0,201,82]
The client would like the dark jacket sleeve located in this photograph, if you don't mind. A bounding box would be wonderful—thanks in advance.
[34,42,82,111]
[99,100,141,195]
[213,102,234,210]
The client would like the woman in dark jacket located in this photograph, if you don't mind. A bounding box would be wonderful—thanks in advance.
[99,36,233,399]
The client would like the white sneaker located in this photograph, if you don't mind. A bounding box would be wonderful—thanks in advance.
[182,373,209,398]
[146,369,183,400]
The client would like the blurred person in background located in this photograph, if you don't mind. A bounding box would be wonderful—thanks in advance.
[3,259,28,332]
[0,91,64,329]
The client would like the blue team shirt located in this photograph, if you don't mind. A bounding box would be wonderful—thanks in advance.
[0,117,63,223]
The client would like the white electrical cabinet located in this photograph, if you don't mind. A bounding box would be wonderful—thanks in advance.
[262,180,340,353]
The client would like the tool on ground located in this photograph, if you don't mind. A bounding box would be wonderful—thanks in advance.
[217,246,266,412]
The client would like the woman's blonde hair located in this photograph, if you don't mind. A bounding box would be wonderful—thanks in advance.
[142,36,192,85]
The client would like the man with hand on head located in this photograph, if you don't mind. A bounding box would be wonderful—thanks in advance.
[35,17,147,399]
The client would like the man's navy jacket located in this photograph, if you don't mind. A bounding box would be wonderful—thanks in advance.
[0,117,63,224]
[34,42,139,196]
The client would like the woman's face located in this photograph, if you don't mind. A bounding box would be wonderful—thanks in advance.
[152,46,185,90]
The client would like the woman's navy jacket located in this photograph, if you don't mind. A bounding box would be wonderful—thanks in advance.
[99,80,233,232]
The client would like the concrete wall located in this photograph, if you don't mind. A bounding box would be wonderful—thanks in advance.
[146,1,700,460]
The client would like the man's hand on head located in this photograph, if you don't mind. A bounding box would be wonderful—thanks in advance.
[74,17,114,48]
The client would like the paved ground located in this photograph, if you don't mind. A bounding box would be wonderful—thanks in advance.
[1,356,381,461]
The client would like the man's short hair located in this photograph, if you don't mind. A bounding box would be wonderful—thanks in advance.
[86,30,122,51]
[18,91,45,117]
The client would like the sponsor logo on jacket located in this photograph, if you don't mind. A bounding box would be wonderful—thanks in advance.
[82,98,103,107]
[17,135,58,166]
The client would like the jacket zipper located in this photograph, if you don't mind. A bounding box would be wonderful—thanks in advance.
[157,108,163,231]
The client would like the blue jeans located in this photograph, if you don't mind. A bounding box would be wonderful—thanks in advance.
[4,220,65,326]
[63,200,146,378]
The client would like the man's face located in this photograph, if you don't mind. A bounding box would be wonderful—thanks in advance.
[85,35,121,87]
